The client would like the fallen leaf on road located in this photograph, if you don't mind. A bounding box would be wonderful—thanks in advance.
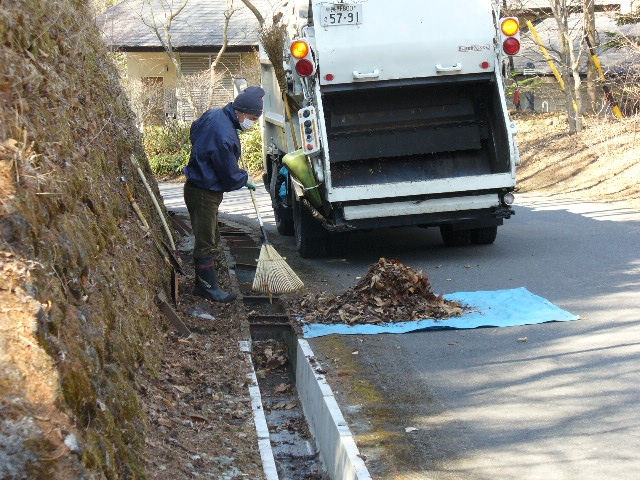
[274,383,290,393]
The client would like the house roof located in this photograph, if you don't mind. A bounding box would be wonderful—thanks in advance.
[97,0,275,51]
[505,0,627,12]
[513,11,640,75]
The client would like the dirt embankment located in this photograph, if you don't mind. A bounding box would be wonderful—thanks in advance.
[1,2,264,478]
[0,1,253,478]
[514,111,640,209]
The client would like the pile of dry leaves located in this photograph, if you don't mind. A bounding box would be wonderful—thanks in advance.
[290,258,466,326]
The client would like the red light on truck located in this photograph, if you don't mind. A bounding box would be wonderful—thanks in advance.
[500,17,520,56]
[503,38,520,55]
[296,59,315,76]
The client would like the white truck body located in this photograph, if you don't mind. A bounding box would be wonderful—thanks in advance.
[260,0,519,257]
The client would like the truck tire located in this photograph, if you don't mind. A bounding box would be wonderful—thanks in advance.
[270,163,294,236]
[293,195,327,258]
[439,225,471,247]
[275,209,294,236]
[470,226,498,245]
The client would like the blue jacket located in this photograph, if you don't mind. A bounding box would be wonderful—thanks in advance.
[183,103,248,192]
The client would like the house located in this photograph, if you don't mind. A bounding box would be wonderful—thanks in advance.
[504,0,639,113]
[504,0,636,15]
[97,0,274,122]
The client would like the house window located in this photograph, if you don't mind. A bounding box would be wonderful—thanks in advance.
[178,53,242,121]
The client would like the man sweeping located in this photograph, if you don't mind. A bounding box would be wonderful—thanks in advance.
[183,86,265,303]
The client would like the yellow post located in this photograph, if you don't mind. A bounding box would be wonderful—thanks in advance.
[584,35,624,118]
[526,20,566,89]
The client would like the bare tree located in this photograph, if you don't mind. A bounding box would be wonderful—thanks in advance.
[607,8,640,115]
[179,69,225,119]
[549,0,584,132]
[198,0,262,112]
[123,76,168,128]
[583,0,597,109]
[204,1,238,110]
[141,0,189,77]
[240,0,264,26]
[122,0,265,122]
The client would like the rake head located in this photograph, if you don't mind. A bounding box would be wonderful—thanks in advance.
[252,244,304,294]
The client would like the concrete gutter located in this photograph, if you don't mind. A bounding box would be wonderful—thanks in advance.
[240,340,279,480]
[296,340,372,480]
[241,338,372,480]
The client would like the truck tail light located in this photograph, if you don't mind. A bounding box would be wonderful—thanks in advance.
[290,39,316,77]
[500,17,520,56]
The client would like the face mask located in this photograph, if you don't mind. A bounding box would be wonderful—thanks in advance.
[240,118,255,130]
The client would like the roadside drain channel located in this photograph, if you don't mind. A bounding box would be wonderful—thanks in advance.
[220,225,371,480]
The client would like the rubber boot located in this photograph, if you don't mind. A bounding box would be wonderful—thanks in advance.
[193,257,237,303]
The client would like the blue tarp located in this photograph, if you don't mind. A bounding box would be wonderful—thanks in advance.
[301,287,580,338]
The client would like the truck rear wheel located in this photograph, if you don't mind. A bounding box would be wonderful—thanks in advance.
[439,225,471,247]
[275,209,294,236]
[293,195,327,258]
[470,226,498,245]
[269,162,294,236]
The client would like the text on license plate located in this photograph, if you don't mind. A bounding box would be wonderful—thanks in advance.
[321,4,362,26]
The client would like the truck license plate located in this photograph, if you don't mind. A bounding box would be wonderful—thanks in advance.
[320,3,362,26]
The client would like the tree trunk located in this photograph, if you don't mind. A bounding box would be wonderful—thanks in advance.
[208,1,235,109]
[240,0,264,26]
[584,0,597,112]
[142,0,189,79]
[550,0,583,133]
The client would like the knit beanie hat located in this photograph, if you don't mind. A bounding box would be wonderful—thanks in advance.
[233,86,265,116]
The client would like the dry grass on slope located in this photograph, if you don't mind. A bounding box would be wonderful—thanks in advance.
[1,1,171,478]
[1,3,263,479]
[515,112,640,209]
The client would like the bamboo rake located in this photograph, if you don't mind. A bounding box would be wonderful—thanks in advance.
[249,189,304,295]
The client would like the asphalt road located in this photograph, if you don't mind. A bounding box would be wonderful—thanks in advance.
[160,182,640,479]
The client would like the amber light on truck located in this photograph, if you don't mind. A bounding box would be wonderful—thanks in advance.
[500,17,521,55]
[290,39,316,76]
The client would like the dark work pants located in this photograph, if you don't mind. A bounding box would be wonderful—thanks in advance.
[183,181,223,260]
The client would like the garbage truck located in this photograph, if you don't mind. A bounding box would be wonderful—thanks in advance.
[259,0,521,258]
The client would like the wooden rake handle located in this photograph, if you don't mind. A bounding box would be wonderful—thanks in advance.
[249,188,270,244]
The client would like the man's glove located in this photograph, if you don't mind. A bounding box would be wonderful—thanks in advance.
[246,182,256,191]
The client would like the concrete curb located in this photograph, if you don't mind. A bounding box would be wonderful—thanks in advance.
[239,340,279,480]
[296,340,372,480]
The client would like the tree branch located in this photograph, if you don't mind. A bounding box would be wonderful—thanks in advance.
[240,0,264,26]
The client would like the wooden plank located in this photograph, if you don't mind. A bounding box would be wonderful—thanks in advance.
[168,211,192,236]
[157,291,191,337]
[171,269,179,305]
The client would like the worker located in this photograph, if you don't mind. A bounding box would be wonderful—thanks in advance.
[183,86,264,303]
[513,86,522,111]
